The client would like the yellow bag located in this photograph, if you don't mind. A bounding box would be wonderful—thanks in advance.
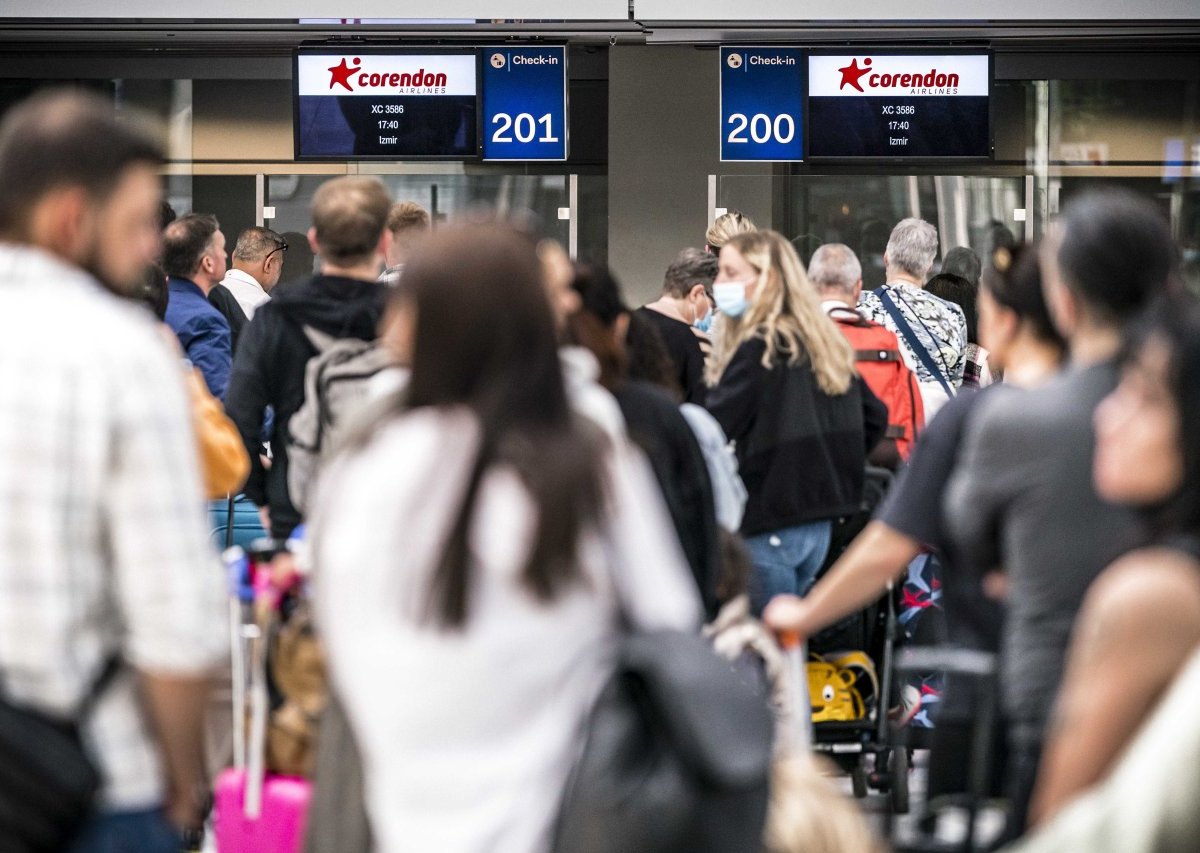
[806,652,878,724]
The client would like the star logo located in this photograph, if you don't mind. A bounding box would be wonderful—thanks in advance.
[328,57,361,92]
[837,57,872,92]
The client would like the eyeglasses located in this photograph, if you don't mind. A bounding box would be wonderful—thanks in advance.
[265,240,288,263]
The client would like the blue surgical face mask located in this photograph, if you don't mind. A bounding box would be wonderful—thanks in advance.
[714,281,750,319]
[693,305,714,334]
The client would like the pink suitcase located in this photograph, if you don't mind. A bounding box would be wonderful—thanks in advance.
[214,769,311,852]
[215,545,313,852]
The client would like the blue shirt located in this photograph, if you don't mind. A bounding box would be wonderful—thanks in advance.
[164,277,232,400]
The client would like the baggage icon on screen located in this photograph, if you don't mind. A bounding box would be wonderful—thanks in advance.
[727,53,743,70]
[491,53,506,69]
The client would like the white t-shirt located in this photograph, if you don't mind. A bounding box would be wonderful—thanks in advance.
[312,407,701,853]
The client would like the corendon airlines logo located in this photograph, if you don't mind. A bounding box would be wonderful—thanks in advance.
[836,57,960,94]
[326,57,449,93]
[837,58,872,92]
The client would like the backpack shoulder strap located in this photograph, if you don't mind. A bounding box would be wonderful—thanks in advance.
[875,287,954,398]
[829,307,900,362]
[301,325,338,354]
[827,305,871,328]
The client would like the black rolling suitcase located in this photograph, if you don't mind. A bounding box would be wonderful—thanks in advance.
[890,646,1002,853]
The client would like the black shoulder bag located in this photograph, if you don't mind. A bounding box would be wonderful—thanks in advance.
[553,564,774,852]
[0,654,121,852]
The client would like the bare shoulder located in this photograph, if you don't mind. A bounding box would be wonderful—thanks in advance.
[1084,548,1200,633]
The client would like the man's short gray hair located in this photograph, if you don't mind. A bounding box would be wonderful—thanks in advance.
[232,226,284,263]
[807,243,862,294]
[663,247,718,298]
[886,217,939,279]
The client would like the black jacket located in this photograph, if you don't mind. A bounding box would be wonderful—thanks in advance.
[614,381,720,619]
[209,283,249,354]
[706,336,887,536]
[225,275,386,538]
[635,307,709,406]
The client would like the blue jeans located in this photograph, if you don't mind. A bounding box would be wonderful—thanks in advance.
[745,521,833,615]
[70,808,182,853]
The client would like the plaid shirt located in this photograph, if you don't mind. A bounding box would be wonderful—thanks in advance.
[0,245,227,810]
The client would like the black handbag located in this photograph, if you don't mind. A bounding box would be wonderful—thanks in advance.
[554,629,774,853]
[0,655,120,852]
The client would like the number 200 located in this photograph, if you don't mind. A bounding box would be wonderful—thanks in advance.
[491,112,559,144]
[726,113,795,145]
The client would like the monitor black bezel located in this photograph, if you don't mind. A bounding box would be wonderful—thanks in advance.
[292,46,484,162]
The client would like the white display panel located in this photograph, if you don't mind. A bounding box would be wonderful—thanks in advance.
[636,0,1200,19]
[26,1,630,19]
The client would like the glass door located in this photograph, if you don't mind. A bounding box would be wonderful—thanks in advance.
[715,173,1027,290]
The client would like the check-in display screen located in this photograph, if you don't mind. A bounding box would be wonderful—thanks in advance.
[294,50,479,159]
[806,53,991,159]
[719,46,805,162]
[481,46,568,161]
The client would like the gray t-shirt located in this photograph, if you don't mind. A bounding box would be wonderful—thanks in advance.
[944,362,1144,746]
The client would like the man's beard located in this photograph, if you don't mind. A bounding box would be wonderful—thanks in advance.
[79,240,134,296]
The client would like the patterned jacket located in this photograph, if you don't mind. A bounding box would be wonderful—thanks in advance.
[858,282,968,391]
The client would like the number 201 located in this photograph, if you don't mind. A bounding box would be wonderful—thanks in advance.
[727,113,795,145]
[492,112,559,144]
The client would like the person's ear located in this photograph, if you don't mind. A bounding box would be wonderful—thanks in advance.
[1039,234,1076,339]
[307,227,320,255]
[853,278,864,301]
[613,312,631,348]
[1051,281,1079,338]
[998,305,1020,344]
[376,227,393,261]
[33,186,92,262]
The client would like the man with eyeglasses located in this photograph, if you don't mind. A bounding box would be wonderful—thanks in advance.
[636,247,718,406]
[209,227,286,352]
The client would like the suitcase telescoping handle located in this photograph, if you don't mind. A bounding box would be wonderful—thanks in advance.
[244,610,269,820]
[223,541,278,820]
[223,546,251,773]
[778,630,813,755]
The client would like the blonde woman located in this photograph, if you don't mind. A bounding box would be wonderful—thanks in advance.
[705,209,757,253]
[706,230,886,614]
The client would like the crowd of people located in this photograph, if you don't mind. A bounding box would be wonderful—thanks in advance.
[2,87,1199,853]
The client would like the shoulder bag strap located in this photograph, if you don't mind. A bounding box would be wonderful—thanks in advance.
[876,288,955,399]
[72,653,122,722]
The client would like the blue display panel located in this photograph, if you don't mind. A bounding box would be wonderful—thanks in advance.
[719,46,804,162]
[481,46,568,161]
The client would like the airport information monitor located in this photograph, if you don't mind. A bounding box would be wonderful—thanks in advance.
[719,47,992,161]
[294,46,567,161]
[807,52,991,159]
[720,46,805,162]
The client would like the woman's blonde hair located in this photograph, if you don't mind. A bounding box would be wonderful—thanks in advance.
[764,757,881,853]
[706,230,856,396]
[705,210,757,251]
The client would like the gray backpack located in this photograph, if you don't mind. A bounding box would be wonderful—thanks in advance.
[286,326,399,513]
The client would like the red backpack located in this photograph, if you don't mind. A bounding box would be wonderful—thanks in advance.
[829,307,925,460]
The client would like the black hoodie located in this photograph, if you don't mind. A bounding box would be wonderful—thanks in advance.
[225,274,386,538]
